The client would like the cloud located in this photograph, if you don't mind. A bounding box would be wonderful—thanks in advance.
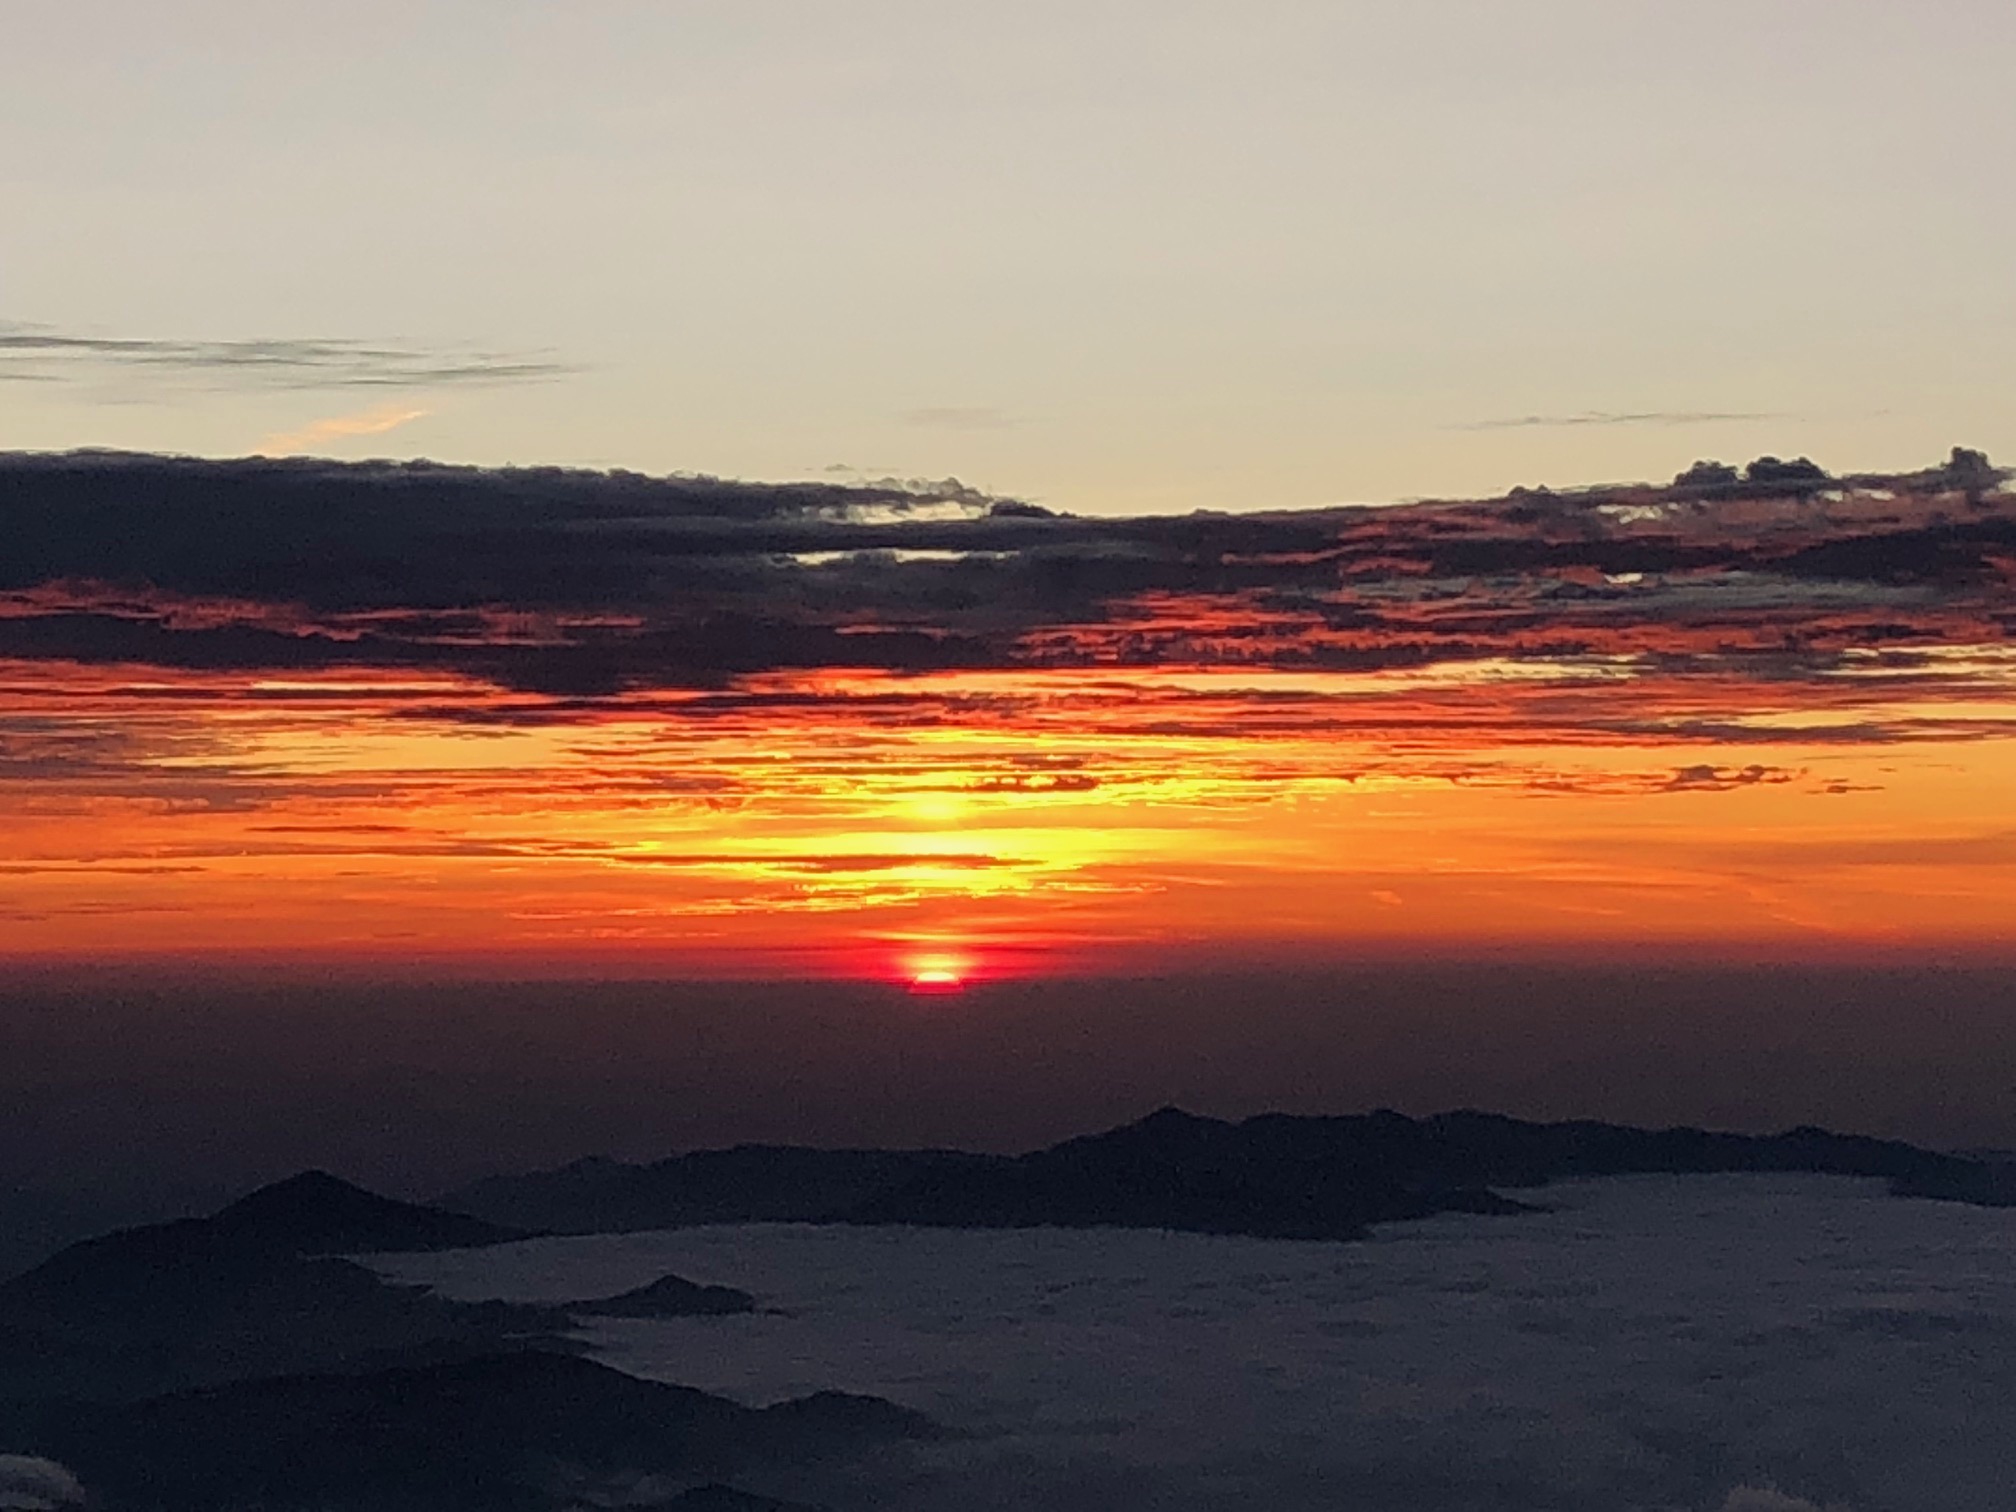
[1459,410,1780,430]
[0,1457,84,1512]
[258,403,432,456]
[376,1177,1985,1512]
[611,851,1017,873]
[1662,764,1798,793]
[0,321,570,389]
[0,448,2008,721]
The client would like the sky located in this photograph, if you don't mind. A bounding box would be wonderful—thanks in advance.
[4,451,2014,981]
[4,5,2016,1165]
[4,1,2016,513]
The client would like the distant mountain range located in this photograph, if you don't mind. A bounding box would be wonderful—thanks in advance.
[8,1107,2015,1510]
[444,1106,2016,1243]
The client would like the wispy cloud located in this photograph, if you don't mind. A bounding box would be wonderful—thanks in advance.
[1457,410,1779,431]
[0,321,571,390]
[259,403,432,456]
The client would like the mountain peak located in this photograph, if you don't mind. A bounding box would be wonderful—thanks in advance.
[1136,1105,1212,1129]
[207,1170,524,1254]
[220,1169,364,1207]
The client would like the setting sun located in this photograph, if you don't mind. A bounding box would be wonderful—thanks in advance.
[10,10,2016,1509]
[902,947,975,994]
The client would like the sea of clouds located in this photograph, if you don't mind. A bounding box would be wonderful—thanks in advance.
[0,1456,85,1512]
[379,1176,2016,1512]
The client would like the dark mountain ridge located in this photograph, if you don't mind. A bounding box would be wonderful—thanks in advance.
[0,1169,779,1402]
[0,1176,940,1511]
[444,1107,2016,1243]
[7,1110,2012,1509]
[0,1350,938,1512]
[200,1168,523,1253]
[448,1146,996,1234]
[0,1173,557,1403]
[4,1170,524,1317]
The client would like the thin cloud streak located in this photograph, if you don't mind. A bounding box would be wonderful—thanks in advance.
[0,322,572,389]
[258,404,432,456]
[1457,410,1781,430]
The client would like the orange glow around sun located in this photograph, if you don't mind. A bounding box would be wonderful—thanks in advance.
[5,651,2016,973]
[5,471,2016,973]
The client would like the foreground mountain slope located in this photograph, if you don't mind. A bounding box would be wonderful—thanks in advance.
[0,1176,937,1511]
[0,1351,939,1512]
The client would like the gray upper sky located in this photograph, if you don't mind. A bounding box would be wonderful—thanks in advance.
[3,0,2012,514]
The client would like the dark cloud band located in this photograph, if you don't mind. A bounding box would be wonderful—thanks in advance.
[0,449,2008,701]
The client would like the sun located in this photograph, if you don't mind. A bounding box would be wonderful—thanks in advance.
[901,948,973,994]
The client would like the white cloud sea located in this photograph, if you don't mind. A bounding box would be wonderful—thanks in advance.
[377,1176,2016,1512]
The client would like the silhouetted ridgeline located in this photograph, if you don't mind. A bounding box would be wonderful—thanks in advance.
[444,1108,2016,1242]
[0,1352,933,1512]
[0,1172,558,1402]
[6,1109,2015,1509]
[0,1172,933,1511]
[0,1171,774,1403]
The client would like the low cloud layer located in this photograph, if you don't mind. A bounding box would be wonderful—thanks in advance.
[381,1174,2016,1512]
[0,1457,83,1512]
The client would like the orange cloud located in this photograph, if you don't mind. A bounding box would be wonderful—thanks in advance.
[258,403,429,456]
[3,451,2014,971]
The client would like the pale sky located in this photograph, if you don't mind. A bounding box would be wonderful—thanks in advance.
[4,0,2013,514]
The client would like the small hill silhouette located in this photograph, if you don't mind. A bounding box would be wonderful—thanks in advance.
[572,1272,756,1318]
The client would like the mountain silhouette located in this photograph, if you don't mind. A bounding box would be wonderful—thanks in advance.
[445,1107,2016,1243]
[201,1170,525,1254]
[448,1147,993,1234]
[571,1272,757,1318]
[0,1351,938,1512]
[0,1174,554,1402]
